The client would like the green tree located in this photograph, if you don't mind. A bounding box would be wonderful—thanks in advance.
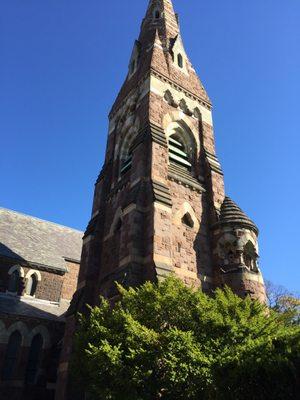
[266,280,300,324]
[72,277,300,400]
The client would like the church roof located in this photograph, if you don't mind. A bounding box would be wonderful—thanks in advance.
[0,208,83,273]
[217,197,259,234]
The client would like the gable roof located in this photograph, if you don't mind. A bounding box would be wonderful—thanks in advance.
[0,208,83,273]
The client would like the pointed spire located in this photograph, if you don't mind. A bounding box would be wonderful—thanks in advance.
[217,197,259,234]
[139,0,179,47]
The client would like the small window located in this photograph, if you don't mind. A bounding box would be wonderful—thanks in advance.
[130,60,136,75]
[2,331,22,381]
[25,334,43,385]
[182,213,194,228]
[154,10,160,19]
[177,53,183,68]
[115,218,122,233]
[8,270,20,293]
[120,152,133,175]
[26,274,38,297]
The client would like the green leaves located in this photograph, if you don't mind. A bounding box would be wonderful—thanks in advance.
[71,277,300,400]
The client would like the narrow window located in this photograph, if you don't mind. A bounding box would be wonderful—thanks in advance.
[25,334,43,385]
[120,151,133,175]
[177,53,183,68]
[26,274,38,297]
[182,213,194,228]
[8,270,20,293]
[130,60,136,75]
[115,218,122,233]
[168,134,192,170]
[154,10,160,19]
[2,331,22,380]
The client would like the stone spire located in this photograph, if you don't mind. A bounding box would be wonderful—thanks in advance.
[139,0,180,47]
[110,0,210,115]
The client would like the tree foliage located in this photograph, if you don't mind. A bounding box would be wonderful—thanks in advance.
[72,277,300,400]
[266,280,300,324]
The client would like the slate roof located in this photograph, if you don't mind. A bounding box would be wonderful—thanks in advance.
[217,197,258,234]
[0,208,83,273]
[0,294,69,320]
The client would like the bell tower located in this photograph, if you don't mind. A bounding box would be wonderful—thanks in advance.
[78,0,228,300]
[55,1,266,398]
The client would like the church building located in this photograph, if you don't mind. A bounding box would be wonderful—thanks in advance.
[56,0,266,398]
[0,1,267,399]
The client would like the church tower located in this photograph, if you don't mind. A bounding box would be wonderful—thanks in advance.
[56,1,266,398]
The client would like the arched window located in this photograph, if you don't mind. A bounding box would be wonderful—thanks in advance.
[154,10,160,19]
[168,134,192,170]
[115,218,122,233]
[244,242,258,272]
[8,270,20,293]
[129,59,136,75]
[177,53,183,68]
[26,274,38,296]
[2,331,22,380]
[120,131,137,176]
[182,213,194,228]
[120,149,133,175]
[25,334,43,385]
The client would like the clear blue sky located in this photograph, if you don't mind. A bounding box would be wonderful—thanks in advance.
[1,0,299,293]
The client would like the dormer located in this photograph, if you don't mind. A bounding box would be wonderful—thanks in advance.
[170,35,189,75]
[127,41,141,80]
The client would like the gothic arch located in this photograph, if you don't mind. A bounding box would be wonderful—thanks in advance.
[25,269,42,282]
[173,202,199,231]
[108,207,124,237]
[8,265,25,278]
[6,321,29,347]
[193,107,202,120]
[25,270,41,296]
[28,325,51,350]
[163,111,200,152]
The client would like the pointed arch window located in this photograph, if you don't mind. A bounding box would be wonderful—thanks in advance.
[129,60,136,75]
[182,213,194,228]
[120,149,133,175]
[168,134,192,170]
[26,274,38,297]
[25,334,43,385]
[8,270,20,293]
[177,53,183,68]
[154,10,160,19]
[2,331,22,380]
[120,131,137,176]
[243,242,259,272]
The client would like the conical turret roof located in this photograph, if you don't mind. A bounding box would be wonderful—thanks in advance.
[217,197,259,234]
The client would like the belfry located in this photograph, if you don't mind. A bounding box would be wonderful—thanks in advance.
[56,1,266,398]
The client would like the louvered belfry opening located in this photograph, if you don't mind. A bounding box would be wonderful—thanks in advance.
[168,134,192,171]
[120,152,133,175]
